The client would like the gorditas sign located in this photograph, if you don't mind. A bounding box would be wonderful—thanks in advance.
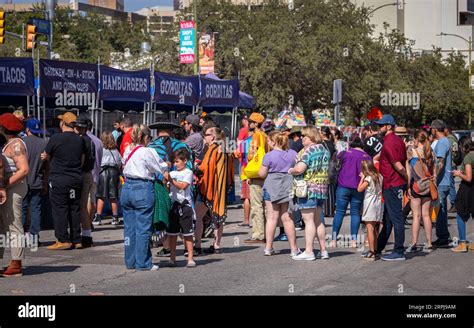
[180,21,195,64]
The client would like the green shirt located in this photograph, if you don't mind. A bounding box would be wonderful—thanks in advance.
[461,151,474,177]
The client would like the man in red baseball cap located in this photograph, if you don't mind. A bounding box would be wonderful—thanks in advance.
[0,113,28,277]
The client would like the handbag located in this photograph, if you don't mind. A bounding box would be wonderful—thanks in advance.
[244,132,266,179]
[293,178,308,198]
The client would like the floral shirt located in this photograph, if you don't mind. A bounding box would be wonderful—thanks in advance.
[297,143,330,199]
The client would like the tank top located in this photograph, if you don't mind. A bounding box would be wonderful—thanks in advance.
[2,138,27,176]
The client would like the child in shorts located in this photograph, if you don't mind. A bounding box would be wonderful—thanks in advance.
[166,149,196,268]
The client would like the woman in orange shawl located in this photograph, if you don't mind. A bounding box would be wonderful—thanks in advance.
[195,126,233,254]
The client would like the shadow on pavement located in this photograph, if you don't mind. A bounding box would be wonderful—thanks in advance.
[157,258,223,268]
[25,265,81,275]
[92,240,124,247]
[223,231,249,237]
[218,246,260,254]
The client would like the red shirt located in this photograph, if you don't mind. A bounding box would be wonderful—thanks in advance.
[237,127,249,141]
[379,132,407,190]
[120,128,133,157]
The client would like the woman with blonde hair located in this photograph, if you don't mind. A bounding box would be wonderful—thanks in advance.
[121,124,169,271]
[258,131,298,256]
[406,129,436,253]
[289,126,330,260]
[94,131,122,226]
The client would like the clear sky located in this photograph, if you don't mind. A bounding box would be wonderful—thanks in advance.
[1,0,174,13]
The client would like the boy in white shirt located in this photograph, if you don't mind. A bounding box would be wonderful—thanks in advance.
[166,149,196,268]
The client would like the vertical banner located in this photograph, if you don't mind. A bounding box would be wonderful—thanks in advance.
[199,33,215,74]
[179,21,195,64]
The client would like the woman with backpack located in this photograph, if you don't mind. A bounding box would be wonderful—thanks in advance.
[405,130,436,253]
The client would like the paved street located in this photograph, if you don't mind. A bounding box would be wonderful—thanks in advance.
[0,204,472,296]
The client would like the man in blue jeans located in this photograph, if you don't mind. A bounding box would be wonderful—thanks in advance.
[431,120,452,247]
[374,115,408,261]
[22,118,48,245]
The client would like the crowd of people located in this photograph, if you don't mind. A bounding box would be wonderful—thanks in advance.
[0,109,472,276]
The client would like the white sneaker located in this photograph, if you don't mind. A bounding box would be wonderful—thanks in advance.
[291,248,302,258]
[316,250,329,259]
[292,251,315,261]
[150,265,159,271]
[264,248,275,256]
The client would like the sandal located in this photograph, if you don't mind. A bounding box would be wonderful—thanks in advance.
[237,223,250,227]
[363,251,378,261]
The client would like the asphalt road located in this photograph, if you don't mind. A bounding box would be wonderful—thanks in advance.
[0,204,472,296]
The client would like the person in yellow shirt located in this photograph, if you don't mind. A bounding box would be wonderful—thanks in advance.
[244,113,269,243]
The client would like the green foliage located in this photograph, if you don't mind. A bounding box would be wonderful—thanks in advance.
[0,0,472,128]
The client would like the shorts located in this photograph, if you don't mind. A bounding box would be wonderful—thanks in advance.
[241,180,250,199]
[297,197,324,210]
[263,187,271,202]
[81,172,97,207]
[166,200,194,237]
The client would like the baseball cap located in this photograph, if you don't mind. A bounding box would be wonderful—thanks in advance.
[430,119,446,131]
[74,115,89,128]
[26,118,42,135]
[58,112,77,125]
[185,114,200,126]
[375,114,396,126]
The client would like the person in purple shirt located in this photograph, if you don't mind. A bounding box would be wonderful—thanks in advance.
[84,119,103,246]
[330,137,371,248]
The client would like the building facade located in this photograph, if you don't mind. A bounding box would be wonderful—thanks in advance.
[353,0,474,60]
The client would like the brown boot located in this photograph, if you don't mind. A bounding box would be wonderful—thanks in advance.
[2,260,23,277]
[47,241,72,250]
[451,242,468,253]
[469,243,474,251]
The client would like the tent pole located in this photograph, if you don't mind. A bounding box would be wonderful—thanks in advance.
[42,98,46,139]
[100,108,103,136]
[231,107,235,140]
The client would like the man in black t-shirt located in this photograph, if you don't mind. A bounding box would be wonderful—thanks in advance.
[362,122,384,159]
[42,112,86,250]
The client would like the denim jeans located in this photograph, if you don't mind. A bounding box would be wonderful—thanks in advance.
[121,179,155,270]
[332,187,364,241]
[436,185,451,241]
[21,189,43,236]
[377,185,406,254]
[456,214,467,242]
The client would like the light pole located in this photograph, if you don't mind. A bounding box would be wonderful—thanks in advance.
[367,1,401,17]
[193,0,199,75]
[438,32,473,126]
